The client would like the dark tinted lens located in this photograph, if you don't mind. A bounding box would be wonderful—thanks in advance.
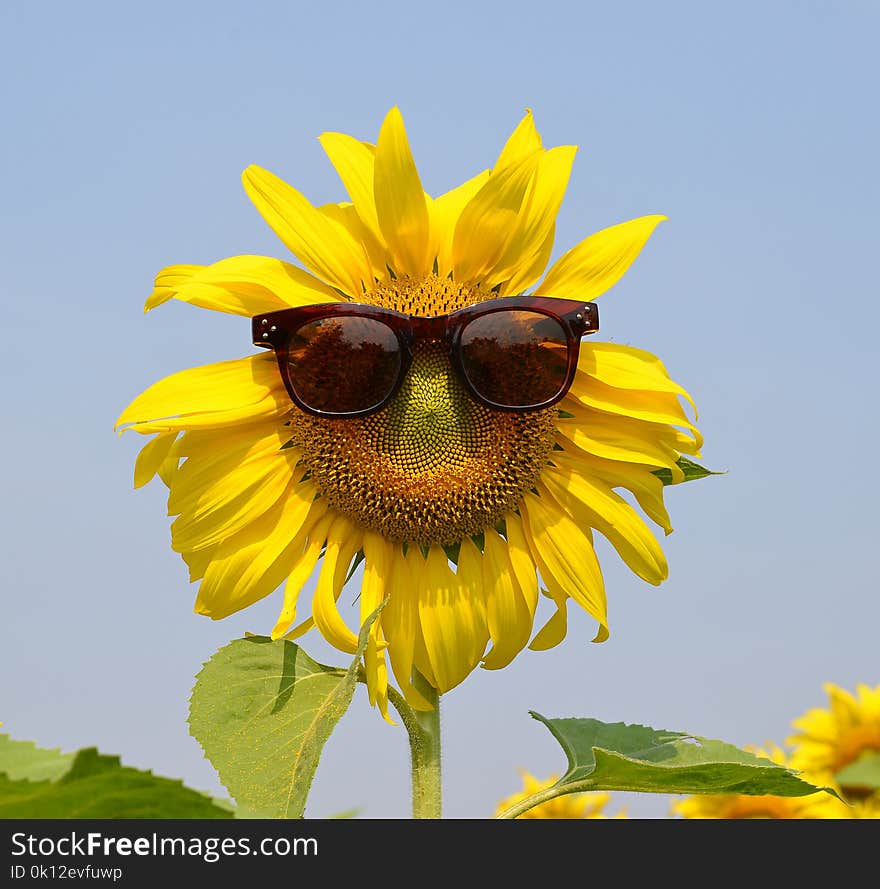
[286,316,402,414]
[459,310,570,408]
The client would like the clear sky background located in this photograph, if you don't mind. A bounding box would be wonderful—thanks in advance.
[2,1,878,819]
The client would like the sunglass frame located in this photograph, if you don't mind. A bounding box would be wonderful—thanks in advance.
[252,295,599,418]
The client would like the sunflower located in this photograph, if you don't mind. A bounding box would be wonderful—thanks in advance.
[116,107,702,719]
[669,745,851,819]
[494,770,626,819]
[787,683,880,794]
[847,796,880,818]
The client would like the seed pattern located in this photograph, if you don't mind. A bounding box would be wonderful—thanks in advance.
[369,275,493,314]
[285,275,558,546]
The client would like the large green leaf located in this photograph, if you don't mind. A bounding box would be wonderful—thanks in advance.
[0,735,75,782]
[0,746,233,818]
[496,714,833,817]
[188,601,385,819]
[653,456,723,486]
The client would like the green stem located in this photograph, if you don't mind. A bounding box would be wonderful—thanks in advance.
[495,781,599,819]
[388,670,442,818]
[495,784,565,819]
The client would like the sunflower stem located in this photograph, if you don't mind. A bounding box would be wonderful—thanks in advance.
[495,784,579,819]
[409,670,442,819]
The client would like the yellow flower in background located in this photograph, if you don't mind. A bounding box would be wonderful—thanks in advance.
[117,107,701,717]
[787,683,880,792]
[494,771,626,819]
[669,745,851,819]
[847,796,880,818]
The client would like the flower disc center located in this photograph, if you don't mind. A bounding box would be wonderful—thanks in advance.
[286,276,557,546]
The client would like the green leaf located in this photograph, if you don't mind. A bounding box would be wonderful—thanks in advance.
[652,456,724,486]
[188,599,387,819]
[328,807,362,819]
[0,747,233,819]
[0,734,75,782]
[836,752,880,793]
[497,715,833,818]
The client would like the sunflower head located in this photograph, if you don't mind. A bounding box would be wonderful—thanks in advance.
[787,683,880,795]
[117,107,703,719]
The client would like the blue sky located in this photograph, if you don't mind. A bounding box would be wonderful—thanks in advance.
[2,0,878,818]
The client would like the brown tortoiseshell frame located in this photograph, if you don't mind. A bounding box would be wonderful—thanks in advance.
[252,295,599,418]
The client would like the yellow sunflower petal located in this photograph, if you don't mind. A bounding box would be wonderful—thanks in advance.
[494,108,543,170]
[157,447,183,488]
[406,548,438,691]
[242,164,371,297]
[373,107,430,277]
[670,428,702,458]
[268,511,333,639]
[481,528,533,671]
[282,520,361,644]
[166,421,293,510]
[519,490,608,642]
[556,408,683,471]
[378,550,412,668]
[144,264,201,311]
[831,684,863,722]
[452,152,541,284]
[787,682,880,778]
[417,546,488,694]
[541,468,668,585]
[381,546,432,711]
[194,490,324,620]
[538,215,667,300]
[427,169,491,278]
[133,431,179,489]
[614,470,673,535]
[116,354,285,435]
[359,530,394,655]
[365,634,392,723]
[554,447,674,535]
[281,616,314,641]
[319,202,386,283]
[500,224,556,297]
[144,255,340,316]
[856,683,880,716]
[318,132,382,241]
[577,342,697,415]
[285,514,358,645]
[562,383,701,448]
[502,512,540,617]
[181,541,215,583]
[169,431,303,554]
[486,145,577,291]
[528,586,569,651]
[359,532,394,720]
[561,389,702,459]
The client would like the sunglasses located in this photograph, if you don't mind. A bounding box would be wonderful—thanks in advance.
[252,295,598,418]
